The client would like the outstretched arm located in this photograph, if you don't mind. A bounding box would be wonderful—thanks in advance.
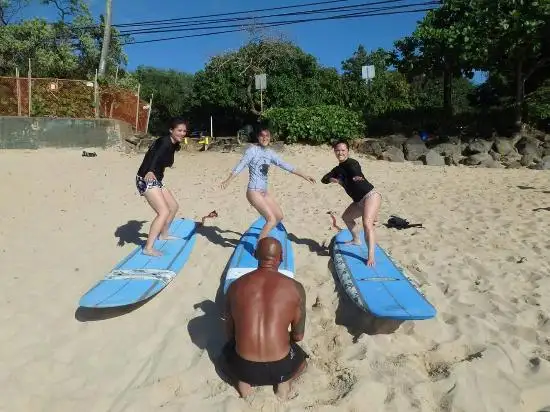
[290,281,307,342]
[221,147,254,189]
[271,151,316,184]
[321,167,340,184]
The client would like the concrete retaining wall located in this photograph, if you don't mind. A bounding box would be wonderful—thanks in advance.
[0,116,135,149]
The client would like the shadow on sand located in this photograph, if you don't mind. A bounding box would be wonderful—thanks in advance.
[75,297,154,322]
[114,217,243,249]
[195,224,241,249]
[187,254,236,386]
[287,232,330,256]
[517,185,550,195]
[114,219,148,247]
[325,238,404,342]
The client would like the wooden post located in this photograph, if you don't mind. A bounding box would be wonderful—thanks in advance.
[108,66,119,118]
[16,67,21,116]
[145,93,153,134]
[210,115,213,138]
[135,83,140,131]
[94,69,99,118]
[27,59,32,116]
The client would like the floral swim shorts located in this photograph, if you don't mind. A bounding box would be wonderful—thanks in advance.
[135,175,163,196]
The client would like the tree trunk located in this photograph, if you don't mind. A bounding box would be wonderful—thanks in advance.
[443,66,452,117]
[98,0,112,78]
[246,82,261,116]
[514,58,523,131]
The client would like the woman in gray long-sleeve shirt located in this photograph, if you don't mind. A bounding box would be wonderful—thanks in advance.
[221,128,316,240]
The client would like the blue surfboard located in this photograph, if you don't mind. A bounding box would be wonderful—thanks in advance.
[223,217,295,294]
[79,218,197,308]
[332,229,436,320]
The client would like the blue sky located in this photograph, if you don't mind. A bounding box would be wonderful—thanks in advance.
[20,0,486,83]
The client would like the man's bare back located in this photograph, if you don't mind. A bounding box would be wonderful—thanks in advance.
[222,237,308,398]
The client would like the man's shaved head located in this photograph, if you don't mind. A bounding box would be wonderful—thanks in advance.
[255,237,283,265]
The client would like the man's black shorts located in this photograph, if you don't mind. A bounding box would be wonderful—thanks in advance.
[222,339,307,386]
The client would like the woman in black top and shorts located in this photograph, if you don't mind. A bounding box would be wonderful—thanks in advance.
[321,140,382,267]
[135,118,187,256]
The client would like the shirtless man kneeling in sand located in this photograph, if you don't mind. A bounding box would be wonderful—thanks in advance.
[221,237,308,399]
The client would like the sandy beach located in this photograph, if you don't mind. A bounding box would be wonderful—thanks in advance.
[1,144,550,412]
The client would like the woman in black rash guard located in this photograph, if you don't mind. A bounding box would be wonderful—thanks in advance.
[321,140,382,266]
[135,117,187,257]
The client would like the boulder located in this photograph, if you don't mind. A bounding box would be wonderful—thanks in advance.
[465,139,493,155]
[432,142,462,157]
[384,133,408,149]
[516,136,543,158]
[445,153,463,166]
[462,152,492,166]
[355,140,385,158]
[501,151,522,167]
[485,160,504,169]
[403,135,428,161]
[505,160,523,169]
[420,150,446,166]
[380,146,405,162]
[520,153,538,167]
[533,155,550,170]
[489,150,501,161]
[493,138,516,155]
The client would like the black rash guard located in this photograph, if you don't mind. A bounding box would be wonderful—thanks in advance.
[321,157,374,203]
[137,136,180,182]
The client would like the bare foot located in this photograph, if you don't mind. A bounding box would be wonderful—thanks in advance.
[275,381,291,399]
[366,256,375,267]
[159,235,179,241]
[236,381,253,398]
[143,248,162,257]
[344,240,361,246]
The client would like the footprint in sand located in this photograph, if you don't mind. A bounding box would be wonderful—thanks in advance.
[327,368,357,403]
[441,312,458,325]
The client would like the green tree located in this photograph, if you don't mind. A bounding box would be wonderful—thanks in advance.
[0,0,29,26]
[410,75,474,113]
[471,0,550,129]
[192,38,342,132]
[0,0,129,79]
[392,2,476,116]
[134,66,194,135]
[341,45,413,116]
[397,0,550,129]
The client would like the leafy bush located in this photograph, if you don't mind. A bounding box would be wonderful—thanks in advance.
[262,105,365,144]
[526,79,550,126]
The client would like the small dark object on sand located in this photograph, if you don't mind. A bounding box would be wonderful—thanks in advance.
[385,215,424,230]
[82,151,97,157]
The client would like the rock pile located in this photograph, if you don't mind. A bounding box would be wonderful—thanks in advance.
[352,132,550,170]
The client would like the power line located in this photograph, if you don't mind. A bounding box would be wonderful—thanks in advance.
[122,7,436,45]
[73,0,349,30]
[120,0,427,36]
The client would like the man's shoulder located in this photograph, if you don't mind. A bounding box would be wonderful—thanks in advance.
[281,276,304,295]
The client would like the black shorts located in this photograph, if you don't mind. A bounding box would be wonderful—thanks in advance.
[222,339,307,386]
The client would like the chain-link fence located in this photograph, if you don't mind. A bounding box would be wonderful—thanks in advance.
[0,75,151,133]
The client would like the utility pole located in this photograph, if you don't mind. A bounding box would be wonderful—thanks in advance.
[98,0,112,78]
